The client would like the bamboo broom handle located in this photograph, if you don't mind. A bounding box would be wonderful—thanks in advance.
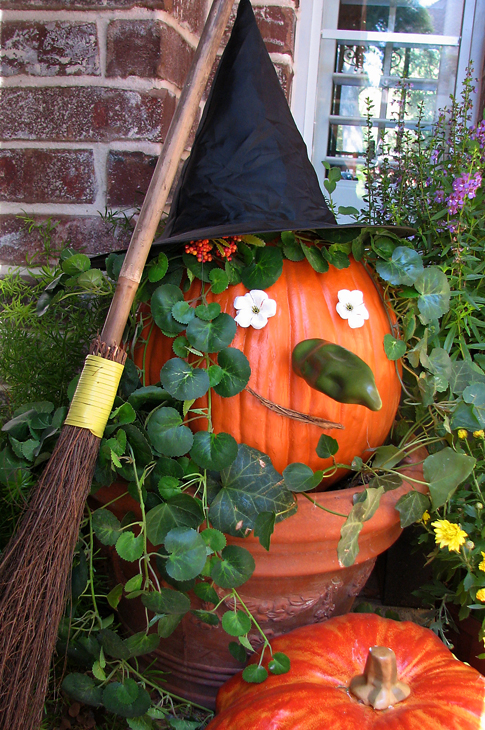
[101,0,234,347]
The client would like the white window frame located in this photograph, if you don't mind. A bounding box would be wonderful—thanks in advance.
[292,0,485,191]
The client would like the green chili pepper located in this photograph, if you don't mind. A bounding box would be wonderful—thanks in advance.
[292,338,382,412]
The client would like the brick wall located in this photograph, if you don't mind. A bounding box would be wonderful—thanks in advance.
[0,0,298,265]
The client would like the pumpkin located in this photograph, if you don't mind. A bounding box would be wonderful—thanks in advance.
[206,613,485,730]
[137,257,401,487]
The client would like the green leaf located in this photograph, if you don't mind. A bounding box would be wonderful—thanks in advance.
[449,360,485,395]
[157,614,183,638]
[213,348,251,397]
[424,448,476,509]
[383,334,406,361]
[124,632,160,657]
[141,588,191,615]
[146,407,193,457]
[157,475,181,500]
[191,609,219,626]
[92,509,122,546]
[172,335,190,358]
[168,719,201,730]
[372,445,405,470]
[128,386,170,410]
[193,581,220,605]
[151,284,186,336]
[414,267,450,324]
[115,531,144,562]
[62,674,103,707]
[463,382,485,428]
[221,610,251,637]
[375,246,423,285]
[61,253,91,276]
[146,494,204,545]
[148,252,169,282]
[301,243,329,273]
[268,652,291,675]
[281,231,304,261]
[242,665,268,683]
[118,425,153,479]
[160,359,210,401]
[164,527,208,581]
[395,491,430,528]
[450,401,481,432]
[210,268,229,294]
[241,247,283,289]
[172,301,195,325]
[107,583,123,609]
[322,246,350,269]
[111,402,136,426]
[229,641,247,663]
[125,574,143,593]
[338,487,384,567]
[209,444,295,536]
[316,435,339,459]
[283,463,323,492]
[195,302,221,321]
[102,681,151,719]
[127,717,154,730]
[190,431,238,471]
[428,347,452,392]
[253,511,275,551]
[211,545,255,588]
[186,313,236,353]
[97,629,131,660]
[106,252,125,281]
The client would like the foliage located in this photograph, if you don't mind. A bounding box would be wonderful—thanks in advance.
[347,65,485,649]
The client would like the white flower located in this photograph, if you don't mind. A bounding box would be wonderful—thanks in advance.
[233,290,277,329]
[336,289,369,329]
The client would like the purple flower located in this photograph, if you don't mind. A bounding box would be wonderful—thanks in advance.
[434,190,445,203]
[446,171,482,214]
[471,120,485,147]
[430,149,440,164]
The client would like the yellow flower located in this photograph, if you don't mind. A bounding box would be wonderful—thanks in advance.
[479,552,485,572]
[473,430,485,439]
[457,429,468,440]
[421,510,430,523]
[431,519,467,552]
[476,588,485,603]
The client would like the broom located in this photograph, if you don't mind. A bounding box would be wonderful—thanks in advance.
[0,1,234,726]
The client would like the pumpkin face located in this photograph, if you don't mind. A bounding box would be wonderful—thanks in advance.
[207,613,485,730]
[139,258,401,487]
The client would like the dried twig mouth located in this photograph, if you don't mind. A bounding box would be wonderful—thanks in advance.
[246,386,344,430]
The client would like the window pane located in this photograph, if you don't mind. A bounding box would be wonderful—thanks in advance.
[337,0,464,36]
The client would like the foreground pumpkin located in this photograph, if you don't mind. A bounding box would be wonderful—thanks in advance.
[206,613,485,730]
[138,257,401,487]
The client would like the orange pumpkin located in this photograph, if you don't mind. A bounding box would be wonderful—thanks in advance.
[207,613,485,730]
[137,258,401,487]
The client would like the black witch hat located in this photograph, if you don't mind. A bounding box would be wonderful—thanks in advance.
[156,0,339,247]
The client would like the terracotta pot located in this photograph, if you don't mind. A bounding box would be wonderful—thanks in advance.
[91,449,426,709]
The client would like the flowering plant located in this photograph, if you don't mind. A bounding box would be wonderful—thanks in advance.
[348,66,485,650]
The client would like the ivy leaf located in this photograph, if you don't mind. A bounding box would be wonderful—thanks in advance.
[190,432,238,471]
[383,334,406,361]
[253,511,276,551]
[186,313,236,353]
[195,303,221,321]
[208,444,295,536]
[283,463,323,492]
[146,494,204,545]
[213,348,251,397]
[115,532,144,562]
[241,247,283,289]
[242,665,268,683]
[123,632,160,657]
[221,610,251,637]
[102,681,151,719]
[61,253,91,276]
[211,545,255,588]
[141,587,191,615]
[449,360,485,395]
[164,527,208,581]
[463,382,485,428]
[151,284,185,336]
[414,267,450,324]
[160,359,210,401]
[450,401,481,432]
[146,407,193,457]
[395,491,430,528]
[157,614,183,638]
[147,251,169,282]
[128,385,170,410]
[268,652,291,675]
[191,609,219,626]
[208,364,224,387]
[301,243,329,273]
[97,629,130,660]
[316,435,339,459]
[210,268,229,294]
[338,487,384,567]
[62,674,103,707]
[281,231,304,261]
[424,448,476,509]
[92,509,122,546]
[193,581,220,605]
[375,246,423,285]
[428,347,452,392]
[229,641,247,663]
[372,445,405,470]
[171,301,195,325]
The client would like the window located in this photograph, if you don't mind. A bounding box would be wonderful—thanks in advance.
[292,0,485,214]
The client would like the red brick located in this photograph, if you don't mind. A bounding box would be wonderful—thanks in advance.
[107,150,157,206]
[0,215,131,266]
[106,20,161,79]
[172,0,207,35]
[0,22,99,77]
[0,0,166,8]
[253,6,295,55]
[157,23,195,89]
[0,149,95,204]
[0,87,176,142]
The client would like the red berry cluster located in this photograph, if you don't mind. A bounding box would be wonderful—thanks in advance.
[216,237,239,261]
[185,239,213,262]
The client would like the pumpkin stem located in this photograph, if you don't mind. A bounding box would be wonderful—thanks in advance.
[349,646,411,710]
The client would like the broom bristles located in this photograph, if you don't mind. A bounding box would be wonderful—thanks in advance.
[0,341,126,729]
